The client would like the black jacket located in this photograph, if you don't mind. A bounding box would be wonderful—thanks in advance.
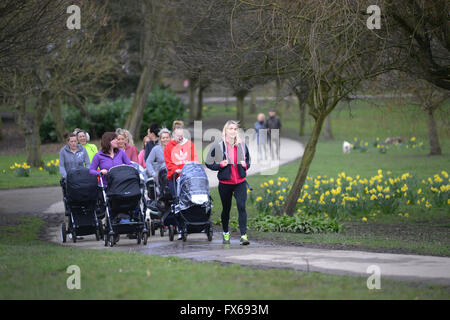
[205,141,251,182]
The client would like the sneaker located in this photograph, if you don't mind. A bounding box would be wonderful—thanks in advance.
[177,233,183,240]
[240,234,250,245]
[222,232,230,244]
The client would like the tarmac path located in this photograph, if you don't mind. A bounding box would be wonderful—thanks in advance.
[1,136,450,286]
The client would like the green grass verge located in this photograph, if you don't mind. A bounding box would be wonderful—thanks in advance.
[0,214,448,299]
[0,153,60,189]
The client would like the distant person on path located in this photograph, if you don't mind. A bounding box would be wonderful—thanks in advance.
[74,129,98,163]
[254,113,267,161]
[116,128,139,163]
[205,120,251,246]
[266,109,282,160]
[144,122,160,161]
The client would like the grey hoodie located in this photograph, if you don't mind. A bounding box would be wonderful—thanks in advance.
[59,144,90,178]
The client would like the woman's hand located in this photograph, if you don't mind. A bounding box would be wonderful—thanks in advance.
[100,169,108,175]
[220,160,228,167]
[240,161,246,168]
[175,169,182,174]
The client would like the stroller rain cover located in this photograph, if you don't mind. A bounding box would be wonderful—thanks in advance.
[106,165,141,199]
[66,167,98,203]
[177,162,210,211]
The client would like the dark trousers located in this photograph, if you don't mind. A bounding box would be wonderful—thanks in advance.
[218,181,248,236]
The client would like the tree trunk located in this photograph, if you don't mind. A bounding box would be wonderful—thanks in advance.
[50,95,65,142]
[195,85,206,120]
[16,93,48,167]
[250,91,256,114]
[188,78,197,124]
[235,90,248,128]
[275,79,282,109]
[125,63,155,139]
[125,0,165,139]
[324,114,333,140]
[426,107,442,155]
[295,91,307,136]
[283,113,326,216]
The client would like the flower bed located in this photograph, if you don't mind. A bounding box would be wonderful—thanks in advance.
[250,171,449,220]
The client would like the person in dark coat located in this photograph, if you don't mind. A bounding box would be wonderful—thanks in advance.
[265,109,282,160]
[254,113,267,161]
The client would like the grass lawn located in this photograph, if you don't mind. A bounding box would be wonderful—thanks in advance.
[0,214,448,300]
[0,153,60,189]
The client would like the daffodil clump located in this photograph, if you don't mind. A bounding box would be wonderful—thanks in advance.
[350,136,425,154]
[44,159,59,175]
[9,162,31,177]
[252,170,449,219]
[405,136,424,150]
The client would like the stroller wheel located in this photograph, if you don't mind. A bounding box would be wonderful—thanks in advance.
[104,234,108,247]
[61,223,67,243]
[160,225,165,237]
[108,235,115,247]
[151,222,155,236]
[182,229,187,242]
[168,225,174,241]
[143,232,148,245]
[72,231,77,243]
[137,232,142,244]
[207,225,213,242]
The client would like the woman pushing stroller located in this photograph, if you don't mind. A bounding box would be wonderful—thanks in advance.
[206,120,251,245]
[163,121,200,239]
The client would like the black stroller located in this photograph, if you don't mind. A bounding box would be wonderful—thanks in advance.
[146,167,174,237]
[101,164,148,247]
[60,167,103,243]
[171,162,213,242]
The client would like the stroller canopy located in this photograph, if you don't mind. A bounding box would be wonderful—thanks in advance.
[66,167,98,203]
[177,162,210,211]
[106,165,141,199]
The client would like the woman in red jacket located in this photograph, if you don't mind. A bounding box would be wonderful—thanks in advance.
[164,124,199,196]
[205,120,251,245]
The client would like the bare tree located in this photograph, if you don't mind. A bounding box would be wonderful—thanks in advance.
[384,0,450,91]
[2,1,123,166]
[124,0,176,139]
[239,0,395,216]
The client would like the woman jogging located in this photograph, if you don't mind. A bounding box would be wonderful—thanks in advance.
[205,120,251,245]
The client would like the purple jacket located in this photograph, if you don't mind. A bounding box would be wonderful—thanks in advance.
[89,149,131,186]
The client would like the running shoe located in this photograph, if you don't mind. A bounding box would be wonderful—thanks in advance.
[223,232,230,244]
[240,234,250,245]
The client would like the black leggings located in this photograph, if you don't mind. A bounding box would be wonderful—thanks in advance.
[218,181,247,236]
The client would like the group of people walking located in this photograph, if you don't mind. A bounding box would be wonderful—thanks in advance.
[59,119,252,245]
[254,109,282,161]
